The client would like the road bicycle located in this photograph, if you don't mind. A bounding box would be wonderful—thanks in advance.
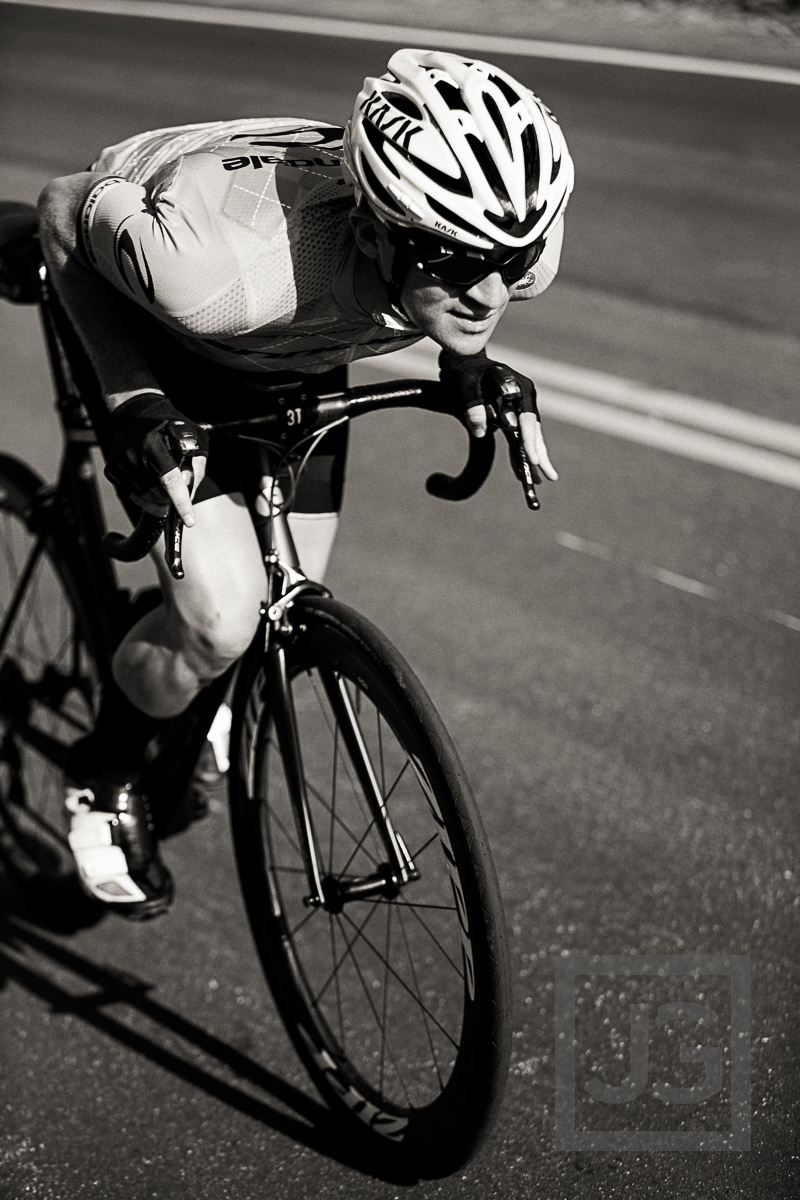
[0,200,539,1176]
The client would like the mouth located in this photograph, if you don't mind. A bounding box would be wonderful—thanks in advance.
[453,310,496,328]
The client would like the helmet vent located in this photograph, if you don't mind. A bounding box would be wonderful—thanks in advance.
[483,93,511,151]
[435,81,468,112]
[484,202,545,238]
[466,133,512,213]
[361,156,405,216]
[488,74,521,107]
[384,91,424,120]
[363,119,401,177]
[521,125,540,206]
[405,145,473,197]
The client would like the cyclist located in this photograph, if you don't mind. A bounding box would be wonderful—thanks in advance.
[38,49,574,919]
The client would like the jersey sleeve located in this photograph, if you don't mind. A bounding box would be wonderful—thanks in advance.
[78,160,243,329]
[509,216,564,302]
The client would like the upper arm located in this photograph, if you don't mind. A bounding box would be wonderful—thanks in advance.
[38,172,110,263]
[76,158,240,323]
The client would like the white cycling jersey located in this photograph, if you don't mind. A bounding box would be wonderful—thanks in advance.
[81,118,564,374]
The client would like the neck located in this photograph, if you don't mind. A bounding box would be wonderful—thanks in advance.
[353,246,414,326]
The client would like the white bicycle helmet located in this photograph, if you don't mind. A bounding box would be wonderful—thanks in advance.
[343,48,574,252]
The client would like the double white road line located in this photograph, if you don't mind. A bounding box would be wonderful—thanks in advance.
[363,343,800,494]
[6,0,800,85]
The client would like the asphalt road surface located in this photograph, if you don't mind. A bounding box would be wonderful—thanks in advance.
[1,4,799,1197]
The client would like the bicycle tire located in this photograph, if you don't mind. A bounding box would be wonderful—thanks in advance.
[229,595,512,1177]
[0,453,100,908]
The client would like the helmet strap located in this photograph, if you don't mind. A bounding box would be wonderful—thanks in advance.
[383,224,416,319]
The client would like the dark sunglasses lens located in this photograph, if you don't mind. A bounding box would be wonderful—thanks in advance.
[424,256,486,287]
[414,238,546,286]
[502,241,545,283]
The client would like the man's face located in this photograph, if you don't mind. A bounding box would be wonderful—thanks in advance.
[350,208,512,354]
[399,264,512,355]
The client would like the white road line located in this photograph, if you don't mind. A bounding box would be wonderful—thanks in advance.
[556,531,611,560]
[556,536,800,631]
[766,609,800,633]
[5,0,800,86]
[359,344,800,492]
[639,564,718,599]
[537,393,800,491]
[517,358,800,458]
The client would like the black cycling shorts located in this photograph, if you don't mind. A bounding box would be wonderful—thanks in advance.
[143,322,349,513]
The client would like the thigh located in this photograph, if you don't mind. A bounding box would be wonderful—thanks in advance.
[154,491,266,640]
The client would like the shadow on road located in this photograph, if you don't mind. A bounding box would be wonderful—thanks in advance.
[0,876,416,1185]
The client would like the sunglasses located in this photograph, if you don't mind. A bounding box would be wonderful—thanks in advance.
[402,234,546,288]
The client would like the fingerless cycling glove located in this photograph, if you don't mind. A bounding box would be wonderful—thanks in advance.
[104,392,209,498]
[438,349,539,417]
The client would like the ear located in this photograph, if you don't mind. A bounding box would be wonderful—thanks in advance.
[349,205,383,260]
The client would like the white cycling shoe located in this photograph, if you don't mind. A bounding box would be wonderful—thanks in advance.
[65,778,174,919]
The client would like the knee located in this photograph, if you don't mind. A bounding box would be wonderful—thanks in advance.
[178,593,262,677]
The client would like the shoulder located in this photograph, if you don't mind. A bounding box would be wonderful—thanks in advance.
[92,118,347,184]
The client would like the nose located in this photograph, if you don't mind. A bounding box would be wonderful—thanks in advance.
[465,270,509,311]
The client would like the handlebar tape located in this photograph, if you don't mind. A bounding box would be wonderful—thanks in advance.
[425,428,496,501]
[103,513,165,562]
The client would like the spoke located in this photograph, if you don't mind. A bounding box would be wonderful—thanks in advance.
[288,904,317,940]
[336,812,382,880]
[394,896,465,980]
[30,571,54,666]
[47,629,73,670]
[48,703,92,735]
[329,913,345,1051]
[339,909,460,1051]
[303,774,381,870]
[379,901,392,1095]
[376,897,457,913]
[396,905,446,1091]
[30,689,93,735]
[333,909,412,1108]
[383,757,411,805]
[312,899,381,1007]
[262,729,325,872]
[411,831,439,862]
[377,711,386,799]
[328,721,338,875]
[308,671,385,864]
[264,791,304,863]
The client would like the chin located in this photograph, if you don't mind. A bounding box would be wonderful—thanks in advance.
[439,326,492,356]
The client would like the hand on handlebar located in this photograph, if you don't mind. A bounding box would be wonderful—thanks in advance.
[104,392,209,527]
[147,459,206,527]
[439,348,557,510]
[463,405,557,483]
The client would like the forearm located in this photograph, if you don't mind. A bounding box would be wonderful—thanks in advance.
[38,172,163,409]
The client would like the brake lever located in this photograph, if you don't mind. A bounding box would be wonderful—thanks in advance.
[163,450,197,581]
[483,367,541,511]
[164,503,185,580]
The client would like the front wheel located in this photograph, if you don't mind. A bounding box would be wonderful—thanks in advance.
[229,596,511,1177]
